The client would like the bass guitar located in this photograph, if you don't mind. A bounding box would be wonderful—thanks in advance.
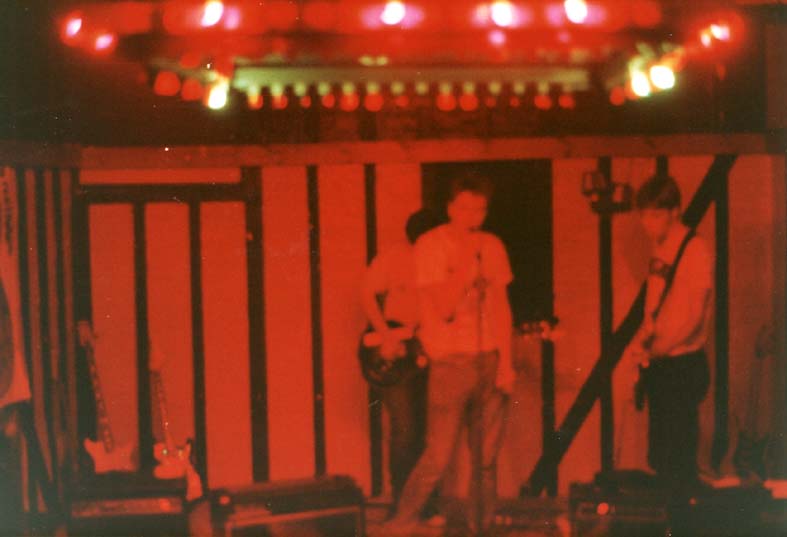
[78,321,135,474]
[358,321,424,388]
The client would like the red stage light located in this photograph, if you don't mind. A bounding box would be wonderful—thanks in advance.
[558,93,576,109]
[300,96,313,108]
[248,92,263,110]
[488,29,507,46]
[395,95,410,108]
[596,503,610,516]
[491,1,515,28]
[381,1,407,25]
[62,14,83,43]
[272,95,289,110]
[564,0,588,24]
[201,1,225,28]
[93,32,116,53]
[436,92,457,112]
[340,93,360,111]
[484,96,497,108]
[534,93,553,110]
[153,71,181,97]
[609,86,627,106]
[181,78,205,101]
[460,93,479,111]
[321,94,336,108]
[509,96,521,107]
[364,93,385,112]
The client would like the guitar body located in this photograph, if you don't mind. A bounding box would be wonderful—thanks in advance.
[83,438,135,474]
[358,321,424,388]
[153,441,192,480]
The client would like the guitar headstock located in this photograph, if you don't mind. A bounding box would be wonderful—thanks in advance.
[77,320,96,349]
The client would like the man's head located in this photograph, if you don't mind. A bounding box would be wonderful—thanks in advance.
[636,174,682,244]
[446,171,492,232]
[405,208,439,245]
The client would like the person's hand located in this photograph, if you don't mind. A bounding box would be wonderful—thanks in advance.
[495,361,516,395]
[379,330,404,361]
[625,343,651,370]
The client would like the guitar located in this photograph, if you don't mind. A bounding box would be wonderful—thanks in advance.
[732,324,776,480]
[149,345,203,500]
[78,321,135,474]
[358,321,424,388]
[359,318,562,388]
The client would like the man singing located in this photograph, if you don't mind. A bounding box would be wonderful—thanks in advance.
[625,174,713,517]
[379,172,515,536]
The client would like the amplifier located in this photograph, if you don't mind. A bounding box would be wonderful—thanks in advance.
[210,475,365,537]
[68,472,189,536]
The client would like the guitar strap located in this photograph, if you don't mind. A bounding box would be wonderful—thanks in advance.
[651,229,696,322]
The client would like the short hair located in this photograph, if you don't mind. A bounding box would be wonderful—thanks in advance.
[447,170,493,203]
[405,208,439,244]
[636,174,681,210]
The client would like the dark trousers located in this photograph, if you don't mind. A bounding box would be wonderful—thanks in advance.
[644,351,710,491]
[379,367,428,509]
[392,352,508,533]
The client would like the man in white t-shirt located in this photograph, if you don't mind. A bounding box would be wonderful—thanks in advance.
[379,172,515,535]
[625,174,713,532]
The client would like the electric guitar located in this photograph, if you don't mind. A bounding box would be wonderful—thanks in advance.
[359,318,561,388]
[149,345,203,500]
[358,321,424,388]
[733,324,776,480]
[78,321,135,474]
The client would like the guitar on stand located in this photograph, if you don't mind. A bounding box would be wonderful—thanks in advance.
[77,321,135,474]
[149,345,203,501]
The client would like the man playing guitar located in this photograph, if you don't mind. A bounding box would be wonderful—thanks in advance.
[378,172,515,536]
[361,208,439,519]
[624,174,713,533]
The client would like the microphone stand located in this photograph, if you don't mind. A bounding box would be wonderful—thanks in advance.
[471,247,485,535]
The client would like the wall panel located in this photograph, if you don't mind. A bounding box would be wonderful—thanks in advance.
[263,166,316,480]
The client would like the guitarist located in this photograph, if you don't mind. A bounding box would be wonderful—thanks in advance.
[361,208,439,518]
[624,174,713,529]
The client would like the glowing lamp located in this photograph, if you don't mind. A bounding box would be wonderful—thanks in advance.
[558,93,576,109]
[321,94,336,108]
[491,1,515,28]
[609,86,626,106]
[340,93,360,111]
[381,1,406,25]
[436,92,457,112]
[509,96,521,107]
[201,1,224,27]
[247,91,263,110]
[534,93,553,110]
[489,29,507,46]
[597,503,611,516]
[395,95,410,108]
[564,0,588,24]
[206,80,229,110]
[710,23,731,41]
[649,64,675,90]
[460,93,479,111]
[93,32,116,53]
[300,96,312,108]
[365,93,384,112]
[700,29,713,48]
[62,15,82,42]
[630,71,651,97]
[272,95,289,110]
[153,71,181,97]
[181,79,204,101]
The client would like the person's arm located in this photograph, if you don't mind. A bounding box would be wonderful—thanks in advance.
[490,284,514,393]
[360,254,400,358]
[649,241,713,357]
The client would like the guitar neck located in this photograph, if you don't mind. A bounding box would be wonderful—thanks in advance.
[85,345,115,453]
[151,370,176,451]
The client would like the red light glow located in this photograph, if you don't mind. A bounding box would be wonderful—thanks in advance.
[460,93,479,111]
[381,1,406,25]
[300,95,313,108]
[564,0,588,24]
[153,71,181,96]
[364,93,385,112]
[64,16,82,40]
[340,93,360,111]
[597,502,610,516]
[609,86,626,106]
[436,92,457,111]
[272,95,289,110]
[491,1,515,28]
[321,94,336,108]
[93,32,116,53]
[558,93,576,109]
[534,93,553,110]
[201,1,225,28]
[181,78,205,101]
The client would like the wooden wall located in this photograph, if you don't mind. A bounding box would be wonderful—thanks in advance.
[2,137,785,503]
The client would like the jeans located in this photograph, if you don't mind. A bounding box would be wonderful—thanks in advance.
[379,367,428,509]
[391,351,508,533]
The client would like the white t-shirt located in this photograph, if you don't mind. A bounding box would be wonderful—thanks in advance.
[363,242,419,327]
[645,228,713,356]
[414,225,513,359]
